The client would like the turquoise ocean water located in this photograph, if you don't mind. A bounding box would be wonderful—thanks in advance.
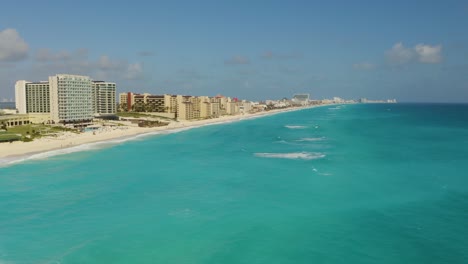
[1,104,468,263]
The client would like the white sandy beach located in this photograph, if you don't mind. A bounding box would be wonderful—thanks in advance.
[0,105,323,162]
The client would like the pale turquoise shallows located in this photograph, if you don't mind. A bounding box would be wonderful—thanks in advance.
[1,104,468,263]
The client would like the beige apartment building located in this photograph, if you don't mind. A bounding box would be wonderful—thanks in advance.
[145,94,171,112]
[119,93,127,105]
[240,100,252,114]
[210,97,224,116]
[176,96,198,120]
[210,99,220,117]
[199,96,211,119]
[118,91,251,121]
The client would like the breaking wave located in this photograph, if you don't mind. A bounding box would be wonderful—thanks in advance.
[254,152,325,160]
[285,125,307,129]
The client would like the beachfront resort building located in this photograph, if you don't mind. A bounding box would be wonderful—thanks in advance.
[292,94,310,106]
[14,75,117,125]
[15,81,50,114]
[118,91,256,120]
[49,74,93,124]
[121,93,172,113]
[92,81,116,115]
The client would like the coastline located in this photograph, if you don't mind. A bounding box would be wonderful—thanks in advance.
[0,105,328,166]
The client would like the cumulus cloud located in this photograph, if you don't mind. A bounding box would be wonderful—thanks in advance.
[32,49,145,81]
[352,62,376,70]
[385,42,443,65]
[415,44,442,63]
[124,63,144,80]
[225,55,250,65]
[385,42,414,65]
[35,48,71,62]
[97,55,127,71]
[0,28,29,62]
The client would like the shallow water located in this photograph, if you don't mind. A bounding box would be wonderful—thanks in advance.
[1,104,467,263]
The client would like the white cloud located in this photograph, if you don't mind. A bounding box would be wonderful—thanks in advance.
[385,42,414,65]
[124,63,144,80]
[31,49,145,81]
[97,55,127,70]
[0,28,29,62]
[35,48,71,62]
[225,55,250,65]
[385,42,443,65]
[352,62,376,70]
[415,44,442,63]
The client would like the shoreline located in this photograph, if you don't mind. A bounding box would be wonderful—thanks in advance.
[0,105,329,166]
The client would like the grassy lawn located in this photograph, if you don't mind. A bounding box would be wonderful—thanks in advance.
[116,112,154,118]
[0,132,22,142]
[2,124,79,142]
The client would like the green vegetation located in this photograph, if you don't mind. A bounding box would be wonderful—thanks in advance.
[137,120,169,127]
[0,133,22,143]
[116,112,155,118]
[0,124,79,142]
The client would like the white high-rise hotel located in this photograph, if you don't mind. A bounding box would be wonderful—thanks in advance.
[92,81,116,115]
[49,74,93,123]
[15,74,116,124]
[15,81,50,114]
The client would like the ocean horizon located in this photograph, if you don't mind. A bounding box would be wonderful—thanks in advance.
[0,102,15,109]
[1,103,468,263]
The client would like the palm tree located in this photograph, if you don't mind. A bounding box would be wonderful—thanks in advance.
[133,102,144,112]
[144,103,152,112]
[120,103,128,112]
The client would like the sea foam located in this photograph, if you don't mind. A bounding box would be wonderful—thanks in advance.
[285,125,307,129]
[0,117,264,167]
[0,127,197,168]
[254,152,325,160]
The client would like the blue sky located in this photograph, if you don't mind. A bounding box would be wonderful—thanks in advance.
[1,0,467,102]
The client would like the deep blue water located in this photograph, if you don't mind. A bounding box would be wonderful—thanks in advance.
[0,102,15,109]
[1,104,468,263]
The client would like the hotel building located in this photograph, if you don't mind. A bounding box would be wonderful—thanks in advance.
[14,74,116,125]
[49,74,93,124]
[92,81,116,115]
[292,94,310,106]
[15,81,50,114]
[199,96,212,119]
[117,91,252,120]
[146,94,171,112]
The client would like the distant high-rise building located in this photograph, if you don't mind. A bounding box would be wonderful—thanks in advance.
[119,93,127,105]
[49,74,93,123]
[292,94,310,106]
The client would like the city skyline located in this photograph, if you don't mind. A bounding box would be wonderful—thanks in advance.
[1,1,468,102]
